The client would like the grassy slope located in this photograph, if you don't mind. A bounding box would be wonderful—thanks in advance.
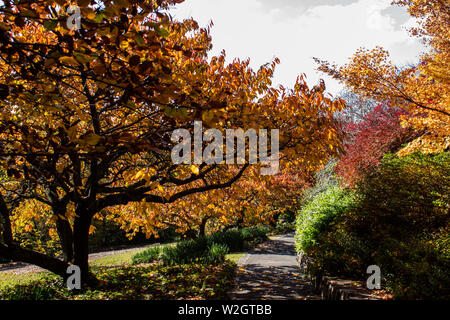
[0,246,154,288]
[0,245,243,289]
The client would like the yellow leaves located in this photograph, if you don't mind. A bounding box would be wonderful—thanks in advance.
[190,165,200,175]
[49,228,57,237]
[133,169,159,188]
[120,40,130,50]
[135,34,145,47]
[0,22,11,31]
[87,11,97,20]
[89,225,96,235]
[202,110,214,123]
[66,125,78,141]
[79,133,102,146]
[0,0,347,245]
[80,7,96,20]
[59,56,79,67]
[73,52,95,64]
[91,60,107,75]
[397,132,450,156]
[316,20,449,157]
[134,170,146,181]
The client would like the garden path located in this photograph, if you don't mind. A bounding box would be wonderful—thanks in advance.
[229,233,320,300]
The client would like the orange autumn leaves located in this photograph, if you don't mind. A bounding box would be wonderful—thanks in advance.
[0,0,344,245]
[109,165,310,238]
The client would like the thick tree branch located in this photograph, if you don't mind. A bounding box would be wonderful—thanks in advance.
[0,243,69,278]
[96,165,249,211]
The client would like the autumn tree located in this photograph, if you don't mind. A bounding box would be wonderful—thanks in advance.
[0,0,344,284]
[315,0,449,156]
[111,163,311,239]
[336,104,420,186]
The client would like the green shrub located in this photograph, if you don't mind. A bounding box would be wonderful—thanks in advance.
[159,238,209,266]
[347,152,450,299]
[158,246,183,266]
[271,221,295,235]
[203,243,229,264]
[295,185,356,253]
[271,212,296,235]
[0,262,236,300]
[132,227,269,266]
[132,246,162,264]
[240,226,269,246]
[297,152,450,299]
[300,159,340,205]
[0,284,55,300]
[207,230,244,252]
[206,227,268,252]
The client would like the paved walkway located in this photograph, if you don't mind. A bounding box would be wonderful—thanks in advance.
[230,233,320,300]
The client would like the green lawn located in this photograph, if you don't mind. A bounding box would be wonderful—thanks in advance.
[91,242,178,267]
[0,244,166,288]
[90,247,151,267]
[225,252,245,263]
[0,271,48,290]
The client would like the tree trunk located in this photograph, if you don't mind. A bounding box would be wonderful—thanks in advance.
[52,204,74,263]
[198,217,209,237]
[72,210,98,287]
[56,218,74,262]
[47,189,74,263]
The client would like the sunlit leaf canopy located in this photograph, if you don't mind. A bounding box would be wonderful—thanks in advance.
[111,164,311,238]
[0,0,344,214]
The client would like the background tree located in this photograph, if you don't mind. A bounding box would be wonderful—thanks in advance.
[336,104,420,186]
[110,163,311,239]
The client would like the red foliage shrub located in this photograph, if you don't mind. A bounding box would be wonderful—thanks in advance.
[336,104,418,186]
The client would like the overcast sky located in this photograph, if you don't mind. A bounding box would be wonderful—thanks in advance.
[171,0,426,96]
